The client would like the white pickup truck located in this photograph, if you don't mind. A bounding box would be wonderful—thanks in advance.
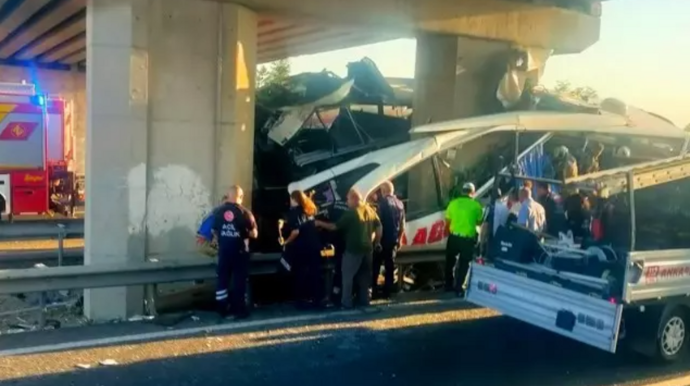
[466,155,690,362]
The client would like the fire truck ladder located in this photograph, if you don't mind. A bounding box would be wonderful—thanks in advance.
[564,155,690,195]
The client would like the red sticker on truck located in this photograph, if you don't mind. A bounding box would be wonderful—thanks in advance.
[0,122,37,140]
[644,265,690,282]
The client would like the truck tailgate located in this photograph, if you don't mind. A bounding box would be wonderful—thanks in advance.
[466,262,623,353]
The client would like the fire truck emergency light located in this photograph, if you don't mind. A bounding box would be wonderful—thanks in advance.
[30,95,45,106]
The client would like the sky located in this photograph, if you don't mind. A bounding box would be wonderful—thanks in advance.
[286,0,690,127]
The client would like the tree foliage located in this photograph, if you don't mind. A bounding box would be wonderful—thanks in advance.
[552,80,599,103]
[256,59,291,89]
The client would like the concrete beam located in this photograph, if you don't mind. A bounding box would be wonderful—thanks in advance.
[226,0,599,53]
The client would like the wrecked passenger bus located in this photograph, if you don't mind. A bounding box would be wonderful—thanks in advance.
[289,102,690,361]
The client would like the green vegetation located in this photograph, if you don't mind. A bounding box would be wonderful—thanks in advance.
[552,80,599,103]
[256,59,291,89]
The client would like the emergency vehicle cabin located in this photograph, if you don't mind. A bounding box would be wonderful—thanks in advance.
[0,82,75,218]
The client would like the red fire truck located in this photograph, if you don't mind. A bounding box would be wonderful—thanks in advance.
[0,82,75,220]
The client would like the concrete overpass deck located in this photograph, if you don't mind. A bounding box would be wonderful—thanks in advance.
[0,0,400,70]
[0,0,601,72]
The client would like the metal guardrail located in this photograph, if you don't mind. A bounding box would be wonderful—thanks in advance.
[0,221,444,326]
[0,218,84,241]
[0,248,83,268]
[0,258,216,295]
[0,251,445,295]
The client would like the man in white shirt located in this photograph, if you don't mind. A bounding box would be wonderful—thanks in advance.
[516,187,546,233]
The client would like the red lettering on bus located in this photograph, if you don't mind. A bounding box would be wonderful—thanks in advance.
[427,220,445,244]
[411,228,428,245]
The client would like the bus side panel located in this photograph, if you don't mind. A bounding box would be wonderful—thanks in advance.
[466,262,623,353]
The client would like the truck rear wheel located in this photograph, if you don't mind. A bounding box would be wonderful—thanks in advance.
[656,306,688,362]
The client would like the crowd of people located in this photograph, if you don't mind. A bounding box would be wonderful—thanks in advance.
[198,142,633,320]
[199,181,406,320]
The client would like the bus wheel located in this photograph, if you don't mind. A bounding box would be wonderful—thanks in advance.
[656,306,688,362]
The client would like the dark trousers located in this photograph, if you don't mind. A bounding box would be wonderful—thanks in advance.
[372,244,397,295]
[445,234,476,291]
[216,250,250,316]
[293,253,323,305]
[341,251,373,308]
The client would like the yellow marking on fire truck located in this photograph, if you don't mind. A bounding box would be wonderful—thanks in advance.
[10,124,24,137]
[0,103,16,113]
[0,104,16,123]
[23,174,43,183]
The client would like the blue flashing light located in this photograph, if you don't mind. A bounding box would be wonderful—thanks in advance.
[30,95,45,107]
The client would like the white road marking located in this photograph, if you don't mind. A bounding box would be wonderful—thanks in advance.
[0,298,465,357]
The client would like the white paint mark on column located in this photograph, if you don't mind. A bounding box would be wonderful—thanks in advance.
[127,163,147,235]
[145,164,210,237]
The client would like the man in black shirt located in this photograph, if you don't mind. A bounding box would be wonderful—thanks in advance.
[563,188,591,241]
[212,185,258,320]
[536,182,564,236]
[372,181,405,299]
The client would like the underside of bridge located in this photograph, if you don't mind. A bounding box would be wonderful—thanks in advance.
[0,0,601,71]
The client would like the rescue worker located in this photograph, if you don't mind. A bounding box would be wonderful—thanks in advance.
[536,182,564,236]
[479,188,509,256]
[212,185,258,320]
[517,186,546,233]
[563,188,591,242]
[579,142,605,175]
[317,189,382,309]
[372,181,405,299]
[444,182,483,295]
[507,188,521,223]
[483,188,510,237]
[550,146,578,180]
[282,190,323,309]
[196,195,227,257]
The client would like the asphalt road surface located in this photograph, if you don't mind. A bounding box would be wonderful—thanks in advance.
[0,297,689,386]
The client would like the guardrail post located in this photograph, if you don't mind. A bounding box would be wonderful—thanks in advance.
[397,265,404,292]
[38,292,46,328]
[145,284,158,317]
[57,224,66,267]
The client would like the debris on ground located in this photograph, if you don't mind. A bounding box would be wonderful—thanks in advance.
[74,364,91,370]
[98,359,118,366]
[127,315,155,322]
[0,292,85,333]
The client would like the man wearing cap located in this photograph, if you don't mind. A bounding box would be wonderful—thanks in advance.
[444,182,483,295]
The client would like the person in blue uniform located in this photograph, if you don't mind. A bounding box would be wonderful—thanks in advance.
[372,181,405,299]
[212,185,258,320]
[196,195,227,257]
[282,190,323,309]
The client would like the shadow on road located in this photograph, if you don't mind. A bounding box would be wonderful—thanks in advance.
[2,300,690,386]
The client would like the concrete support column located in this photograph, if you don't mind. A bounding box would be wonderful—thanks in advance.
[412,34,513,127]
[410,34,525,210]
[85,0,256,322]
[215,5,257,205]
